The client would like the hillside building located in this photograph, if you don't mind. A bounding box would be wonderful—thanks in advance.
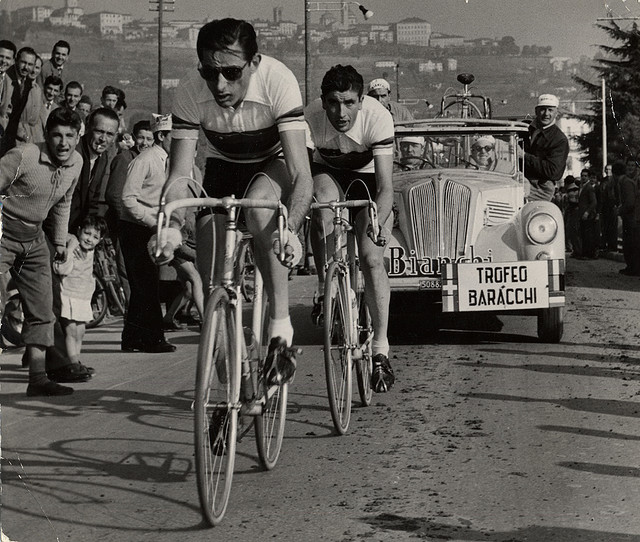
[396,17,431,47]
[83,12,125,35]
[13,5,53,26]
[49,0,84,29]
[430,32,465,48]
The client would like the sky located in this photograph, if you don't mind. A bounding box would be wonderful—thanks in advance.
[2,0,635,59]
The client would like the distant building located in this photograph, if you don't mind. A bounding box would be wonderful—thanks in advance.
[13,5,53,26]
[447,58,458,71]
[83,12,124,35]
[396,17,431,47]
[430,32,465,48]
[418,60,443,73]
[49,0,84,29]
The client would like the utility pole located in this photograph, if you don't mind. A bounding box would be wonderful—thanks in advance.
[149,0,175,114]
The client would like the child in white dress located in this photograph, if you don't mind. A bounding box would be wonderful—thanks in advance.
[53,216,107,364]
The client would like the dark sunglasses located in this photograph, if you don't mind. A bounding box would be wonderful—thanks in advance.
[472,145,494,152]
[198,61,249,82]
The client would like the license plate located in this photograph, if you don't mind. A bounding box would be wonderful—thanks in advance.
[419,278,442,289]
[445,261,549,311]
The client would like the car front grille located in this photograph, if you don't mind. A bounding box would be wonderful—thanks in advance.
[408,179,471,260]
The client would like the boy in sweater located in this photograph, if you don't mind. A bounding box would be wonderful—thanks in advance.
[0,107,83,396]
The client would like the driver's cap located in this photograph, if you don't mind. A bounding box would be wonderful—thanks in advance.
[401,136,425,145]
[537,94,559,108]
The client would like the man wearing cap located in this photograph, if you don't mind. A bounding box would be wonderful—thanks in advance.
[523,93,569,201]
[563,177,581,255]
[368,78,413,124]
[119,113,176,353]
[398,136,427,170]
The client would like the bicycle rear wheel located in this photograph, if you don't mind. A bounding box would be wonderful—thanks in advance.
[355,295,373,407]
[87,275,108,329]
[254,293,288,470]
[194,288,238,526]
[323,262,352,435]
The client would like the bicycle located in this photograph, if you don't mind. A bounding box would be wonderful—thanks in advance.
[310,198,379,435]
[157,194,295,526]
[87,236,127,329]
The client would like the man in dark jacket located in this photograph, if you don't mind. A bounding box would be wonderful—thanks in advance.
[577,168,599,259]
[68,107,119,232]
[618,159,640,275]
[524,93,569,201]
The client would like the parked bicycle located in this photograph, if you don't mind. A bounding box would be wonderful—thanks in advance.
[311,198,379,435]
[157,193,296,526]
[87,236,127,328]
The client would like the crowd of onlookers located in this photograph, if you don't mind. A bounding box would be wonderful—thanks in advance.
[0,37,202,398]
[555,160,640,274]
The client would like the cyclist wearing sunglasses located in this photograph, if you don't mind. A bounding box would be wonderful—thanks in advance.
[154,18,313,382]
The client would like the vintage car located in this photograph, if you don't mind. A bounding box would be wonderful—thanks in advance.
[388,117,565,342]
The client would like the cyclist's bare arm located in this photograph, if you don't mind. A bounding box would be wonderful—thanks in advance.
[373,153,394,227]
[279,128,313,233]
[166,137,199,229]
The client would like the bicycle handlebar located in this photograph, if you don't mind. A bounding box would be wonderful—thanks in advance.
[156,196,288,262]
[310,199,380,244]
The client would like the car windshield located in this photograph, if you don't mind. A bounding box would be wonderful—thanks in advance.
[395,131,518,175]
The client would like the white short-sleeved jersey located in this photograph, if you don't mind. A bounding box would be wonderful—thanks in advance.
[304,95,394,174]
[172,55,305,164]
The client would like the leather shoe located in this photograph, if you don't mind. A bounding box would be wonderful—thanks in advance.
[121,339,176,353]
[27,380,74,397]
[47,363,92,383]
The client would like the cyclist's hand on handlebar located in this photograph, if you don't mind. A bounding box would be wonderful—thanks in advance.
[147,227,183,265]
[367,223,388,247]
[271,228,303,268]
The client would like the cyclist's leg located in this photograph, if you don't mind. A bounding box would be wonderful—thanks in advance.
[355,211,395,392]
[244,159,298,382]
[195,212,226,299]
[309,171,341,285]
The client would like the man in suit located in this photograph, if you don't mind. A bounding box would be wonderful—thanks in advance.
[68,107,119,232]
[577,168,599,259]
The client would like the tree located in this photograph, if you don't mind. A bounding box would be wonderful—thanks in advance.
[498,36,520,56]
[574,21,640,169]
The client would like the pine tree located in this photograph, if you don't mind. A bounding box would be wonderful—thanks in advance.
[574,21,640,169]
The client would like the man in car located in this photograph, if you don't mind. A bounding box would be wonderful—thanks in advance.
[155,18,313,384]
[523,93,569,201]
[306,64,396,393]
[397,135,428,170]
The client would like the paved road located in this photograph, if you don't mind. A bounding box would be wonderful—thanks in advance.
[3,257,640,541]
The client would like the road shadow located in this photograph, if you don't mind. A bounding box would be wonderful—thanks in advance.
[360,513,640,541]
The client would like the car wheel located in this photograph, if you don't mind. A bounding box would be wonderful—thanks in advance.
[537,306,563,343]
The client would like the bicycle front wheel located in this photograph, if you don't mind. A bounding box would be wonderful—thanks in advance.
[355,294,373,406]
[323,262,353,435]
[86,275,108,329]
[255,294,288,470]
[194,287,238,526]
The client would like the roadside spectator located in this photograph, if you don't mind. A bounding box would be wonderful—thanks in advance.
[119,113,175,353]
[28,54,43,83]
[54,216,107,366]
[105,119,155,302]
[100,85,120,109]
[523,94,569,201]
[0,39,16,136]
[564,178,580,255]
[578,168,599,259]
[34,75,63,144]
[0,107,84,396]
[618,159,640,275]
[3,47,43,152]
[599,163,620,253]
[38,39,70,86]
[77,95,92,119]
[67,107,119,232]
[63,80,82,111]
[367,78,413,124]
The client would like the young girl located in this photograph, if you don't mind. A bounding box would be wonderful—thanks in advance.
[54,216,107,365]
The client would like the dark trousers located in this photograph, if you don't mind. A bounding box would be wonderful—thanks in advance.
[580,219,598,258]
[119,220,164,344]
[0,232,54,346]
[622,214,635,269]
[601,209,619,251]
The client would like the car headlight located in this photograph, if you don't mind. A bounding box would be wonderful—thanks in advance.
[527,213,557,244]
